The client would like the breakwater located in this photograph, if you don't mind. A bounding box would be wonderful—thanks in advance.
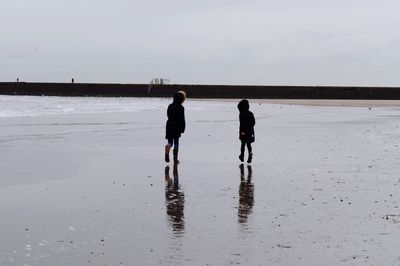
[1,82,400,99]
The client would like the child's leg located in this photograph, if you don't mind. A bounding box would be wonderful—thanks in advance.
[165,139,173,162]
[173,138,179,150]
[246,142,252,154]
[173,138,180,163]
[239,142,245,162]
[246,142,253,163]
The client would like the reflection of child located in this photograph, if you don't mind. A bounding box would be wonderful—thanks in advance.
[165,91,186,163]
[237,99,256,163]
[164,165,185,233]
[238,164,254,224]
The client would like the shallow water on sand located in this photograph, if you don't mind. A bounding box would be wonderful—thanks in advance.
[1,96,400,265]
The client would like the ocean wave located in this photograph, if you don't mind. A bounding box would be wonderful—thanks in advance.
[0,95,172,117]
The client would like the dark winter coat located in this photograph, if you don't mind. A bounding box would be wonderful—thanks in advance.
[165,95,185,139]
[238,100,255,143]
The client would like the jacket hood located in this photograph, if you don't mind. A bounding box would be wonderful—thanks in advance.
[173,91,186,104]
[237,99,249,112]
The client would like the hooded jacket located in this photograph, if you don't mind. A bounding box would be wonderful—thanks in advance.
[165,92,186,139]
[237,100,255,143]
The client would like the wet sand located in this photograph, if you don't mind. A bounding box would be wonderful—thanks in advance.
[1,97,400,265]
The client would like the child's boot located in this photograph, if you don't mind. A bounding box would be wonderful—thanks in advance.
[247,153,253,164]
[165,145,171,162]
[239,153,244,162]
[173,149,180,164]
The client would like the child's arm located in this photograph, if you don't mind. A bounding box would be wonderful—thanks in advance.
[180,107,186,133]
[250,112,255,127]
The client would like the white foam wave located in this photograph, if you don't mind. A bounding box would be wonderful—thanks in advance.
[0,95,172,117]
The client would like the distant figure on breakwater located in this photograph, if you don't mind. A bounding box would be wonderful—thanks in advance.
[165,91,186,163]
[238,99,256,163]
[71,78,74,83]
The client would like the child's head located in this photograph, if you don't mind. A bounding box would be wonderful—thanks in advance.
[173,91,187,104]
[237,99,249,112]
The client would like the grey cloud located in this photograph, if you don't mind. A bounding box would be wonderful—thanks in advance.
[1,0,400,85]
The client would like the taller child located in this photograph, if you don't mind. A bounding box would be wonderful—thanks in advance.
[165,91,186,163]
[238,99,256,163]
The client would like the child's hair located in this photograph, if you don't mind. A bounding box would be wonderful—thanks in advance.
[237,99,249,112]
[173,91,187,104]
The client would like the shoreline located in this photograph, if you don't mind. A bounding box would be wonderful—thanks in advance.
[192,98,400,107]
[2,94,400,108]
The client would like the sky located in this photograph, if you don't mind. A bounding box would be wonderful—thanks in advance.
[1,0,400,86]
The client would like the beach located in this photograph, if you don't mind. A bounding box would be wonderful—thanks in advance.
[1,95,400,265]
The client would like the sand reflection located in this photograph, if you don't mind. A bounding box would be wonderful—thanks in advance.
[164,164,185,236]
[238,164,254,224]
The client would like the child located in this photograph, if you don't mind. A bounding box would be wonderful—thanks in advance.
[237,99,255,163]
[165,91,186,163]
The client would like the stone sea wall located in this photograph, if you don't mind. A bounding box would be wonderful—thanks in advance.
[1,82,400,99]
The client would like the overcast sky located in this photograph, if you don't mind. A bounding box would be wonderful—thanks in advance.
[1,0,400,86]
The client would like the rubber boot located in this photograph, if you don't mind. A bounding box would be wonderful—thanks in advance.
[165,145,171,162]
[239,153,244,162]
[247,153,253,164]
[173,149,179,164]
[239,142,245,162]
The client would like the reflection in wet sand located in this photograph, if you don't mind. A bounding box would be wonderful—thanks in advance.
[165,164,185,236]
[238,164,254,224]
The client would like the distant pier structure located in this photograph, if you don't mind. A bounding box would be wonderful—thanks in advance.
[150,77,170,85]
[148,77,170,95]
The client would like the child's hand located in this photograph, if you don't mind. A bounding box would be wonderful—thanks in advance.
[240,132,245,135]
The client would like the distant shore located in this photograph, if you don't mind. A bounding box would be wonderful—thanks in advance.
[2,82,400,100]
[199,99,400,107]
[259,99,400,107]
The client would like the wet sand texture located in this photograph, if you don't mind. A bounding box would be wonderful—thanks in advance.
[1,96,400,265]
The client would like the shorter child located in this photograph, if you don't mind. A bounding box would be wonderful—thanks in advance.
[237,99,256,163]
[165,91,186,163]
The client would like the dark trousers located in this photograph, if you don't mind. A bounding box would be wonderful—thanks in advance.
[240,141,252,155]
[167,138,180,149]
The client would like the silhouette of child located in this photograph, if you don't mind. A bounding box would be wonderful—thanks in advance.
[237,99,255,163]
[165,91,186,163]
